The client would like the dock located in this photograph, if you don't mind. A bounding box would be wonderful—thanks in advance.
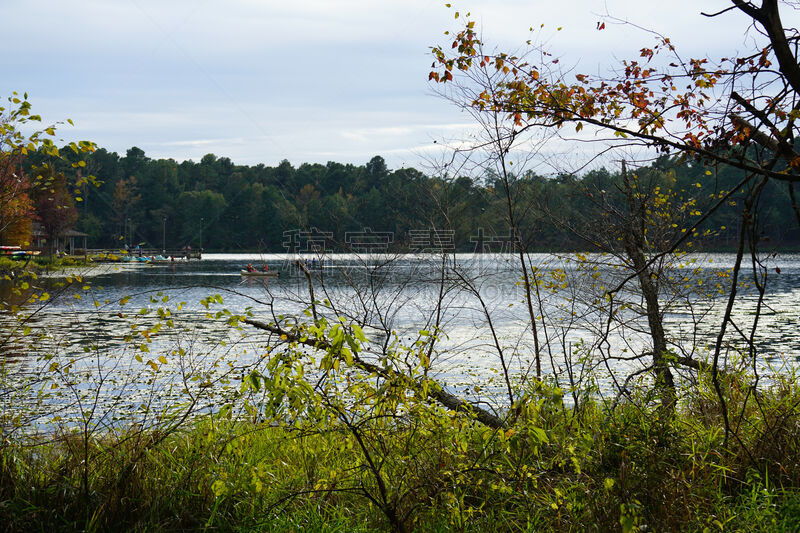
[83,248,202,260]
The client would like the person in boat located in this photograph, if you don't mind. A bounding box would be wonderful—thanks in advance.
[262,264,269,272]
[246,263,255,272]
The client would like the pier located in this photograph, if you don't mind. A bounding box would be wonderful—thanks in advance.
[83,248,202,260]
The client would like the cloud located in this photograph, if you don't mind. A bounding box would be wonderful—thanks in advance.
[5,0,796,171]
[158,138,247,148]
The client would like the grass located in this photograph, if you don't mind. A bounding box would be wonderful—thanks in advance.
[1,374,800,531]
[0,254,94,274]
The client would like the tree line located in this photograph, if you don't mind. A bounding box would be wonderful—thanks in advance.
[11,146,799,253]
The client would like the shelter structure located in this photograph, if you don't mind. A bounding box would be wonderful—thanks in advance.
[30,222,88,254]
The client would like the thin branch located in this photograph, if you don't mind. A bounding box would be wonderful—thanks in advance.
[243,318,507,429]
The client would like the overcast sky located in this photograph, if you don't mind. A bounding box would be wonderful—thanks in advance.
[3,1,793,172]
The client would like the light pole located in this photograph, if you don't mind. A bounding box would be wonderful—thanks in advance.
[162,216,166,254]
[199,217,204,252]
[126,217,131,249]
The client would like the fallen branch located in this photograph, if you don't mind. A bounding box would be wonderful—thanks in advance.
[674,356,729,378]
[243,318,507,429]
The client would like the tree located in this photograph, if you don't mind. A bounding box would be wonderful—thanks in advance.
[0,95,54,244]
[431,1,800,196]
[361,155,389,193]
[429,2,800,431]
[176,189,227,248]
[32,169,78,255]
[1,93,96,247]
[122,146,148,178]
[112,175,141,246]
[0,156,34,245]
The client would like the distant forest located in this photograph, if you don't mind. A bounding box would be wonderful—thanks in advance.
[27,147,800,253]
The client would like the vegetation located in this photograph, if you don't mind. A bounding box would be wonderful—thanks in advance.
[1,373,799,532]
[0,92,95,249]
[19,146,800,253]
[4,1,800,531]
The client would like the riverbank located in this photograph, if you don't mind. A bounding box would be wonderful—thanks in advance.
[0,253,177,279]
[1,375,799,532]
[0,254,95,273]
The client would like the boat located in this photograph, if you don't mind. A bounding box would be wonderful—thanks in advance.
[1,245,21,256]
[1,246,40,259]
[122,255,150,263]
[148,255,175,264]
[240,269,279,277]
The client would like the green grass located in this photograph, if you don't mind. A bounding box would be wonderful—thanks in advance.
[0,254,93,274]
[2,376,800,532]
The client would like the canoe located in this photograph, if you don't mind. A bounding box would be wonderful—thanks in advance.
[240,270,278,277]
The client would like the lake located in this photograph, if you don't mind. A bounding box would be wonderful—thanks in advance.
[2,252,799,432]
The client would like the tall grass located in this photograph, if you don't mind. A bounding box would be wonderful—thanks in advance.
[1,371,799,531]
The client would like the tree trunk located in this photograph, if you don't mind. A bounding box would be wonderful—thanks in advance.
[621,163,676,410]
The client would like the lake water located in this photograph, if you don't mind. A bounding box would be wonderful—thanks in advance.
[2,252,799,432]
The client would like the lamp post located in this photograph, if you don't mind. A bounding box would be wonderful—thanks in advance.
[199,217,204,252]
[162,216,166,254]
[126,217,131,249]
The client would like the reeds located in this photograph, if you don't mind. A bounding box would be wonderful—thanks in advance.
[2,371,800,531]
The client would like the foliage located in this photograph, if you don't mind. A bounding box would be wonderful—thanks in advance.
[0,92,95,247]
[1,372,799,531]
[6,4,800,530]
[29,144,800,252]
[430,2,800,185]
[31,168,79,254]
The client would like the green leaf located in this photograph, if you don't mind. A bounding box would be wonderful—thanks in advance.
[249,372,261,391]
[351,324,367,342]
[211,480,228,498]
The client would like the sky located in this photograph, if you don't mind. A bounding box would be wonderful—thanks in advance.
[3,0,792,173]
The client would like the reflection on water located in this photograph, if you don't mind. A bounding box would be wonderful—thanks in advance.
[2,252,800,431]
